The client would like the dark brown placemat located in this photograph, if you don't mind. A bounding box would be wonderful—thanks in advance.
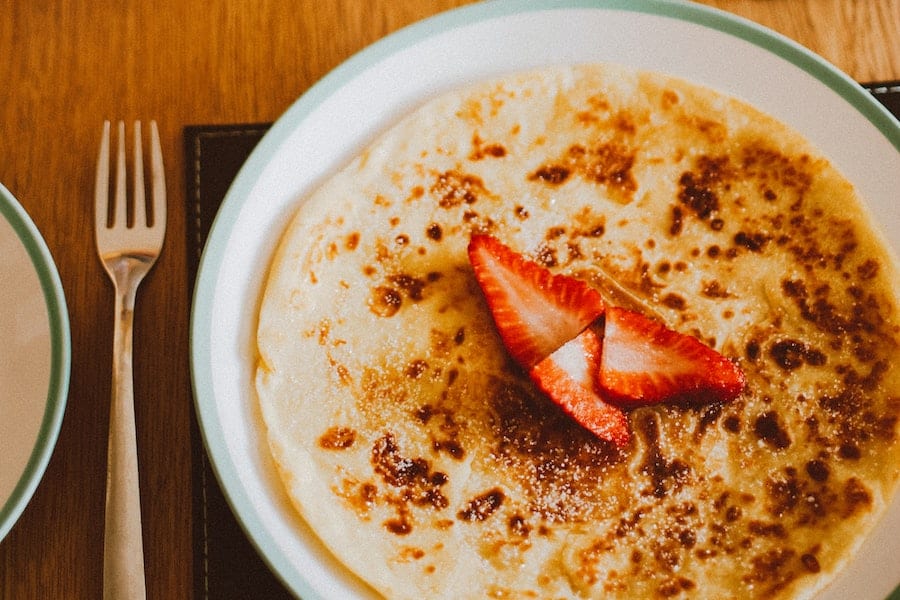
[185,124,291,600]
[184,83,899,600]
[866,80,900,118]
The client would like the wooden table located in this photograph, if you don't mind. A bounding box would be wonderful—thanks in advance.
[0,1,896,597]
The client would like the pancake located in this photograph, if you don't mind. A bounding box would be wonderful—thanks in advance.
[255,64,900,599]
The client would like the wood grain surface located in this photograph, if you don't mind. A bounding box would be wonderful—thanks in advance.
[0,1,896,598]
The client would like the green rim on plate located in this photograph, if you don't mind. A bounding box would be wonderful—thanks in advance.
[0,182,70,542]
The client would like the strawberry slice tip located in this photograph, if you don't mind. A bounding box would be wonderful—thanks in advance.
[529,327,630,447]
[467,234,605,370]
[598,306,746,406]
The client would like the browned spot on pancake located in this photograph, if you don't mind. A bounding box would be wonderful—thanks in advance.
[838,443,861,460]
[318,426,357,450]
[546,226,566,240]
[371,433,450,535]
[414,403,465,460]
[745,340,761,361]
[405,359,428,380]
[571,207,606,238]
[369,270,443,318]
[385,509,413,535]
[748,520,787,539]
[457,488,505,522]
[661,293,686,310]
[389,274,427,301]
[587,93,610,112]
[430,328,455,359]
[534,243,558,268]
[637,412,691,498]
[398,546,426,562]
[805,459,830,482]
[769,339,826,371]
[578,143,637,196]
[408,185,424,202]
[661,89,679,109]
[369,285,402,317]
[801,552,821,573]
[779,274,900,418]
[565,241,585,264]
[508,514,531,538]
[487,377,623,522]
[613,112,637,135]
[426,222,443,241]
[335,479,378,520]
[529,164,570,185]
[743,547,797,592]
[857,258,879,280]
[841,477,872,518]
[739,143,814,211]
[817,380,899,453]
[701,280,731,299]
[345,232,360,250]
[764,465,841,528]
[754,411,791,449]
[682,115,728,143]
[694,402,725,439]
[529,143,638,203]
[315,319,331,344]
[734,231,770,253]
[469,133,507,161]
[431,170,492,208]
[328,356,352,387]
[723,415,741,433]
[658,577,696,597]
[677,155,730,223]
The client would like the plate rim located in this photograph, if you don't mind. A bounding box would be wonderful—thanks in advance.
[0,182,70,542]
[190,1,900,598]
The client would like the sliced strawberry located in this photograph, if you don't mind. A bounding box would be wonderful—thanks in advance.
[468,234,605,369]
[529,327,630,447]
[598,306,745,406]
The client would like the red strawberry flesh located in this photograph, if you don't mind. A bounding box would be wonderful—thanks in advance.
[468,234,605,369]
[599,306,745,406]
[529,328,630,447]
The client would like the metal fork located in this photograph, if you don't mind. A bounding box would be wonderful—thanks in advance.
[94,120,166,600]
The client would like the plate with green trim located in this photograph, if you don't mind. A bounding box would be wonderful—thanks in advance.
[190,1,900,598]
[0,182,70,542]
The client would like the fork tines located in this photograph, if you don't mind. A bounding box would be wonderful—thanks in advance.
[94,120,166,252]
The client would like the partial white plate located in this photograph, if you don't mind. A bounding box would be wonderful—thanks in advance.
[0,182,69,542]
[190,1,900,598]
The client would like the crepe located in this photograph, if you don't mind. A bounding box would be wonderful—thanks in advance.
[255,64,900,599]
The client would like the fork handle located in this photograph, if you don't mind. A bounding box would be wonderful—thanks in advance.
[103,279,147,600]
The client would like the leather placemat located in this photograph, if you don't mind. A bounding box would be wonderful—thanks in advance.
[184,124,292,600]
[868,81,900,118]
[184,83,899,600]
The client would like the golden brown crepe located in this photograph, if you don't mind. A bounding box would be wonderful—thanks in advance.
[255,64,900,599]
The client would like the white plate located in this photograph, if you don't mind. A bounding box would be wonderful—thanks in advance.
[190,1,900,598]
[0,182,69,542]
